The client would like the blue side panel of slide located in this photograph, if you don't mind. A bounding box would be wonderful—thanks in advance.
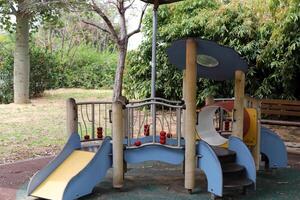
[197,141,223,197]
[63,137,112,200]
[228,136,256,187]
[260,126,287,168]
[27,133,81,195]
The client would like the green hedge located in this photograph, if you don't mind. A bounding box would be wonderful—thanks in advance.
[0,44,57,103]
[0,40,117,104]
[55,45,117,89]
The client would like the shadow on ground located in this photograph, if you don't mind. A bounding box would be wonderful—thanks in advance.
[16,161,300,200]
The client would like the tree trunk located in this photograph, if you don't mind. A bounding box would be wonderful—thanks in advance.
[113,45,127,102]
[113,10,128,102]
[14,14,30,104]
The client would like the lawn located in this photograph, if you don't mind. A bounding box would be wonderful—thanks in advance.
[0,88,113,164]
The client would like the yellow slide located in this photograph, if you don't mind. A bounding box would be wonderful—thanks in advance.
[31,150,95,200]
[28,134,112,200]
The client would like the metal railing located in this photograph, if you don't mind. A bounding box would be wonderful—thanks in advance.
[71,100,113,141]
[126,98,185,147]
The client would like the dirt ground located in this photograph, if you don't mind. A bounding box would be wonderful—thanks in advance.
[0,89,112,164]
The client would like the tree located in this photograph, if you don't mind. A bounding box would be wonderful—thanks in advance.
[125,0,300,102]
[81,0,148,102]
[0,0,62,104]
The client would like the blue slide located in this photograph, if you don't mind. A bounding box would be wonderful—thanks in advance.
[27,134,112,200]
[260,126,288,169]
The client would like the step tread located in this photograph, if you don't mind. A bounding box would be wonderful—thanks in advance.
[222,163,245,174]
[223,177,253,189]
[211,146,236,163]
[211,146,236,157]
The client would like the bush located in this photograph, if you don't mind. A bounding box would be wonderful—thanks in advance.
[56,45,117,89]
[0,44,58,103]
[125,0,300,103]
[0,39,117,104]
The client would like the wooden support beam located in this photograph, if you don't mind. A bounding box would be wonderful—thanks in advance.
[253,99,261,170]
[182,70,186,138]
[66,98,78,137]
[205,96,215,106]
[112,101,124,188]
[232,70,245,139]
[184,38,197,191]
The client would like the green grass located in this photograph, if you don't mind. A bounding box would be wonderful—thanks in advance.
[0,88,113,164]
[43,88,113,100]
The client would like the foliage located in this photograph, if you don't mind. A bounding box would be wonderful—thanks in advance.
[53,44,117,89]
[0,36,117,104]
[125,0,300,103]
[0,42,58,103]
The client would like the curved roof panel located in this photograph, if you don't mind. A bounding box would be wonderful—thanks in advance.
[167,39,248,81]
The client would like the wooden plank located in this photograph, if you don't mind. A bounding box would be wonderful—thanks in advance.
[261,99,300,106]
[261,109,300,117]
[261,119,300,127]
[261,104,300,111]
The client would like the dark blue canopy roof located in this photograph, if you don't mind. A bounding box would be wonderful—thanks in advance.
[167,39,248,81]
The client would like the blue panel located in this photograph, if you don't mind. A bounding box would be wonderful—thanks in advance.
[228,136,256,187]
[124,136,185,146]
[167,39,248,81]
[197,141,223,197]
[124,144,184,165]
[260,127,288,168]
[27,133,81,195]
[63,137,112,200]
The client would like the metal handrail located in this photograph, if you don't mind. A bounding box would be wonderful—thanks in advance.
[129,97,183,105]
[126,101,185,109]
[76,101,113,105]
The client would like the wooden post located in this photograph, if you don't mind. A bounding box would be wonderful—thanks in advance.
[253,99,261,169]
[184,38,197,192]
[66,98,78,136]
[232,70,245,139]
[112,101,124,188]
[205,96,215,106]
[182,70,186,138]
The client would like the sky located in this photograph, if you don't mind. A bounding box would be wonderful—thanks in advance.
[127,1,147,50]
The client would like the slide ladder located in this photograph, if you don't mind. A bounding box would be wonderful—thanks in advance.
[197,136,256,197]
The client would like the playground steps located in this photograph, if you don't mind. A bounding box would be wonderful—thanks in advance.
[212,146,254,192]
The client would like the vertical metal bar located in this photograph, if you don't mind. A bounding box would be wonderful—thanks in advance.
[138,109,141,137]
[105,104,107,135]
[152,104,156,143]
[131,107,134,139]
[124,108,128,144]
[127,108,131,146]
[91,104,95,139]
[220,109,223,132]
[151,8,158,98]
[177,108,182,147]
[99,104,101,129]
[151,7,158,144]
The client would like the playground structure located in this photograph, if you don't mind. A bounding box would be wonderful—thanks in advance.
[27,0,288,199]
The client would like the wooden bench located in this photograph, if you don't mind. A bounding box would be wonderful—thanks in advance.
[261,99,300,126]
